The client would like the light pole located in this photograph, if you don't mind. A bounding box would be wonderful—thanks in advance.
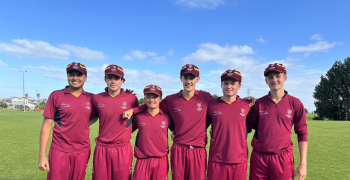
[18,69,27,112]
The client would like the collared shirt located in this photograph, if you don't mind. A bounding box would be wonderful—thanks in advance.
[247,91,308,153]
[207,96,251,164]
[43,86,93,153]
[133,90,214,147]
[91,88,139,144]
[132,109,171,158]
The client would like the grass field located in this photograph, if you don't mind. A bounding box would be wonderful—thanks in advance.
[0,111,349,180]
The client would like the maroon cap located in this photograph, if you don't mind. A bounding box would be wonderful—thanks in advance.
[144,85,162,97]
[105,64,124,77]
[66,62,87,74]
[221,69,242,82]
[180,64,199,77]
[264,63,287,76]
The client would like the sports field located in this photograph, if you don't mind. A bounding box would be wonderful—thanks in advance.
[0,111,349,180]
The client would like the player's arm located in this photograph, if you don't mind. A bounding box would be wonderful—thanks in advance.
[89,96,99,126]
[243,96,257,107]
[293,101,308,180]
[38,117,53,171]
[246,103,259,133]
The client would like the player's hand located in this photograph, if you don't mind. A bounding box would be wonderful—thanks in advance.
[125,89,137,95]
[294,163,307,180]
[38,156,50,171]
[171,131,175,140]
[244,96,256,107]
[123,109,134,119]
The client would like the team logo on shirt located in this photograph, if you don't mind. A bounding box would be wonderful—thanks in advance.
[259,110,268,115]
[61,103,70,108]
[121,102,127,109]
[139,122,146,126]
[187,64,193,71]
[213,111,222,116]
[98,103,105,108]
[240,108,245,116]
[227,70,233,76]
[160,121,166,128]
[197,103,202,111]
[174,108,181,112]
[286,109,292,118]
[86,102,90,109]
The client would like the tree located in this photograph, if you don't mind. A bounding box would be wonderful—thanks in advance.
[37,93,40,102]
[19,105,30,111]
[25,93,28,100]
[212,94,220,99]
[138,98,145,105]
[305,108,309,114]
[35,101,46,110]
[0,101,8,109]
[313,57,350,120]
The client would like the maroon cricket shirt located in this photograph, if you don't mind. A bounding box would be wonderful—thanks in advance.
[91,88,139,144]
[133,90,214,147]
[207,97,251,164]
[43,86,93,153]
[132,109,171,158]
[247,91,308,153]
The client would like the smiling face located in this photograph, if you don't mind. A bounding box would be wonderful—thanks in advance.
[221,78,241,97]
[105,74,124,93]
[144,93,161,110]
[67,70,87,89]
[265,71,287,91]
[180,74,200,92]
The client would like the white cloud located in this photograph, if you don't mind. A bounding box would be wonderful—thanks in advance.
[122,50,157,60]
[59,44,108,60]
[256,36,268,44]
[0,60,7,66]
[289,34,341,55]
[123,49,173,64]
[0,39,70,59]
[173,0,226,9]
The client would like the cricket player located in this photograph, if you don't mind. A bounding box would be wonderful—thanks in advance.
[247,63,308,180]
[132,85,171,180]
[38,62,94,180]
[207,69,251,180]
[89,64,139,180]
[123,64,213,180]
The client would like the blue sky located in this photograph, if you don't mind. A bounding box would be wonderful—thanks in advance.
[0,0,349,111]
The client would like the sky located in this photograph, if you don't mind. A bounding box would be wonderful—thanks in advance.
[0,0,349,111]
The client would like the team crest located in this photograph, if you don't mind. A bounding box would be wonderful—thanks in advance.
[227,70,233,76]
[73,63,79,69]
[111,66,117,71]
[187,64,193,71]
[150,85,156,91]
[269,64,275,69]
[240,108,245,116]
[160,121,166,128]
[86,102,90,109]
[197,103,202,111]
[286,109,292,118]
[121,102,127,109]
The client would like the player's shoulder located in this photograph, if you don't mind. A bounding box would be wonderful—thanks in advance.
[198,90,211,97]
[238,97,250,106]
[286,94,303,106]
[50,89,65,95]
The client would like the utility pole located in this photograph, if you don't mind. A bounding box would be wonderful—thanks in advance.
[18,70,27,112]
[247,88,251,97]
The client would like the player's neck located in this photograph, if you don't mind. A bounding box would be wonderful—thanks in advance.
[182,89,195,99]
[269,88,285,102]
[147,107,160,116]
[108,88,121,97]
[68,86,83,97]
[221,95,237,104]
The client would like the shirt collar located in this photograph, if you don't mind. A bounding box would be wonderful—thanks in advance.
[217,95,240,104]
[64,86,86,95]
[267,90,288,100]
[143,109,163,117]
[104,87,124,96]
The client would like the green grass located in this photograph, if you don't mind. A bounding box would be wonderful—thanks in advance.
[0,111,349,180]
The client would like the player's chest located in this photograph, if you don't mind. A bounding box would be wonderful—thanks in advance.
[210,104,248,125]
[56,96,91,114]
[95,98,133,114]
[137,118,168,131]
[168,98,208,116]
[258,103,294,124]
